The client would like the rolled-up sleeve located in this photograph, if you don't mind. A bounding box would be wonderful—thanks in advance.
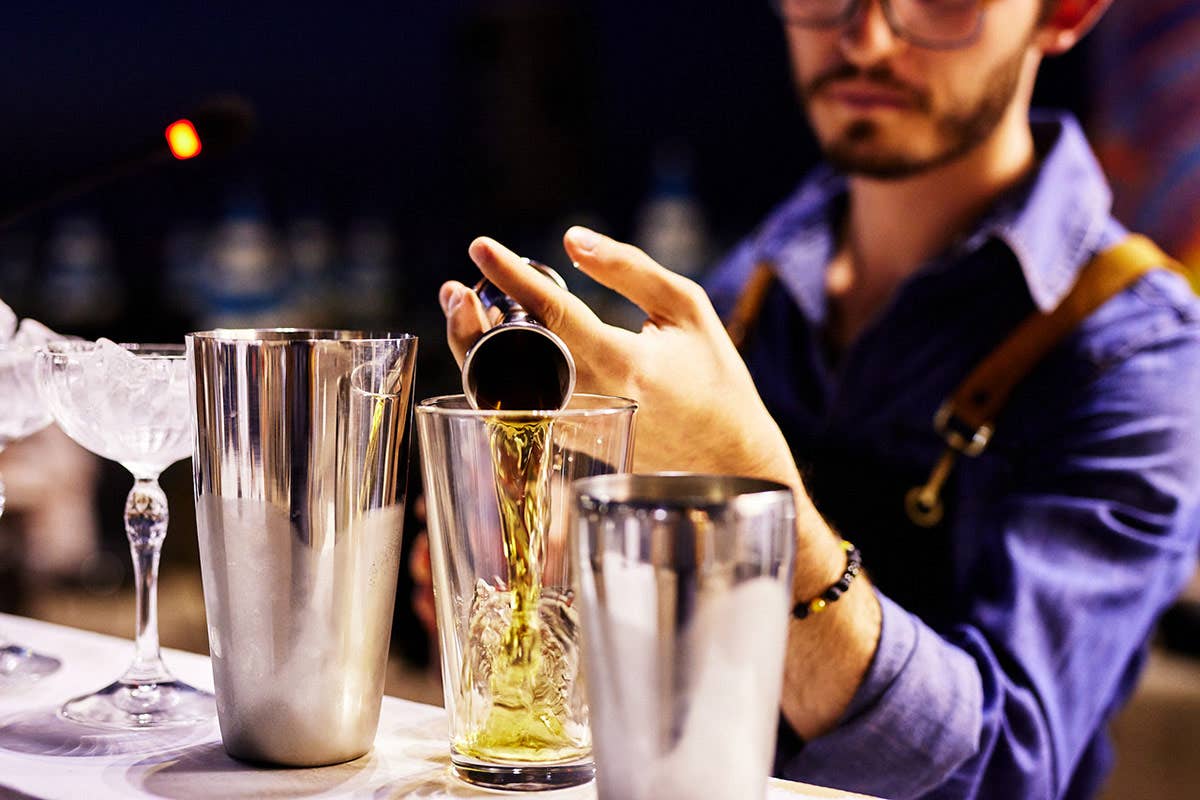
[775,301,1200,799]
[778,592,984,798]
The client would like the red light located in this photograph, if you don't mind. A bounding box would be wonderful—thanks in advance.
[166,119,202,160]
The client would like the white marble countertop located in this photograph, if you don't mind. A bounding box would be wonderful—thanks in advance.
[0,612,874,799]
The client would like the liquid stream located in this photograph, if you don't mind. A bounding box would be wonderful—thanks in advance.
[455,416,588,763]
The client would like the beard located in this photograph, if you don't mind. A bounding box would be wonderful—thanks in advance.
[801,45,1028,180]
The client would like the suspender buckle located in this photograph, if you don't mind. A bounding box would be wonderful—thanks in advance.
[933,403,993,457]
[907,404,992,527]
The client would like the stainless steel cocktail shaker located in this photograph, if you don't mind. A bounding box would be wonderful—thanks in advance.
[572,474,797,800]
[187,328,417,767]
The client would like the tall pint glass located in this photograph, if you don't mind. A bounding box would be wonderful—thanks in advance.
[187,329,418,767]
[416,394,636,790]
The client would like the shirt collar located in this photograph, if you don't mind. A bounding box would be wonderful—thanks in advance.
[754,112,1115,318]
[973,112,1115,311]
[754,165,845,324]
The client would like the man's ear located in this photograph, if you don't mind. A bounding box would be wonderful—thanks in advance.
[1035,0,1114,55]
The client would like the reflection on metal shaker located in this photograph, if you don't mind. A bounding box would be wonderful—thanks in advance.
[572,474,797,800]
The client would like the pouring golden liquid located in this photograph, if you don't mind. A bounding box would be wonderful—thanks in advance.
[454,414,588,763]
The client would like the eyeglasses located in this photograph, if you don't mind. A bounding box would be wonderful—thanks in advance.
[769,0,987,50]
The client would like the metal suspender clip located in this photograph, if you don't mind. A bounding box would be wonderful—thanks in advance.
[904,403,993,528]
[932,402,993,457]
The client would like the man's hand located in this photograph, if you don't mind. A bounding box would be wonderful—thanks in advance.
[438,227,881,740]
[440,227,802,487]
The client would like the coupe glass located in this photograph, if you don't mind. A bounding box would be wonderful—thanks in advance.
[0,341,62,685]
[36,339,213,728]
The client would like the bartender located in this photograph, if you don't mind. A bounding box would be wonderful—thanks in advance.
[435,1,1200,797]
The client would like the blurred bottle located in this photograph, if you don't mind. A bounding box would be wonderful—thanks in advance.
[577,144,714,333]
[634,145,711,280]
[162,222,209,323]
[37,215,123,333]
[550,211,643,331]
[285,215,337,328]
[199,189,290,330]
[340,217,400,329]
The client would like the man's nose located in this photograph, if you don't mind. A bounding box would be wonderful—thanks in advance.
[839,0,906,64]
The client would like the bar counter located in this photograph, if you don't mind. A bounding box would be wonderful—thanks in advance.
[0,613,877,799]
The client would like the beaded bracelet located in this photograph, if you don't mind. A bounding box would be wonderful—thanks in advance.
[791,540,862,620]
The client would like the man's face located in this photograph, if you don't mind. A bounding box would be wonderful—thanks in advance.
[785,0,1044,179]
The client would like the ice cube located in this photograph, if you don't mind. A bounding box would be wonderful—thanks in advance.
[12,318,65,347]
[0,299,15,342]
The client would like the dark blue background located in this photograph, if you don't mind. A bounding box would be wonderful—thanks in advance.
[0,1,1088,324]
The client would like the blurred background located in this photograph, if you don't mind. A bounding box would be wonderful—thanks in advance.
[0,2,1197,797]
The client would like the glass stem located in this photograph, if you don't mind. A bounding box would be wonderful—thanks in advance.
[0,467,8,649]
[122,477,172,685]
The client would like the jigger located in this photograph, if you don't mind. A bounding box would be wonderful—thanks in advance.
[462,259,576,411]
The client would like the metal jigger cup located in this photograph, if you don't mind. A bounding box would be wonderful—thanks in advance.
[461,259,576,412]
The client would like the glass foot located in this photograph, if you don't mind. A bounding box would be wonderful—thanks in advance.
[60,678,214,730]
[0,643,62,686]
[452,756,594,791]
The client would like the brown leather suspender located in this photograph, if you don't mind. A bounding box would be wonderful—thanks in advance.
[723,234,1189,527]
[725,261,778,352]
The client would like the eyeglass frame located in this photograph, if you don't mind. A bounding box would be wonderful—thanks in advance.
[768,0,989,51]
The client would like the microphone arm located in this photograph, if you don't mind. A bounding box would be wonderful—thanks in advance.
[0,96,254,229]
[0,148,172,230]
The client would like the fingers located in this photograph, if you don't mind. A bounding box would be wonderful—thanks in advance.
[439,280,490,367]
[563,226,708,325]
[410,529,431,585]
[409,530,437,638]
[467,237,607,357]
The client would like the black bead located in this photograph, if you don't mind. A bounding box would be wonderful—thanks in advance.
[791,541,864,621]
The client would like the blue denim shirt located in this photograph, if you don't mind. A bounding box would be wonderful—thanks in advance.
[707,113,1200,799]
